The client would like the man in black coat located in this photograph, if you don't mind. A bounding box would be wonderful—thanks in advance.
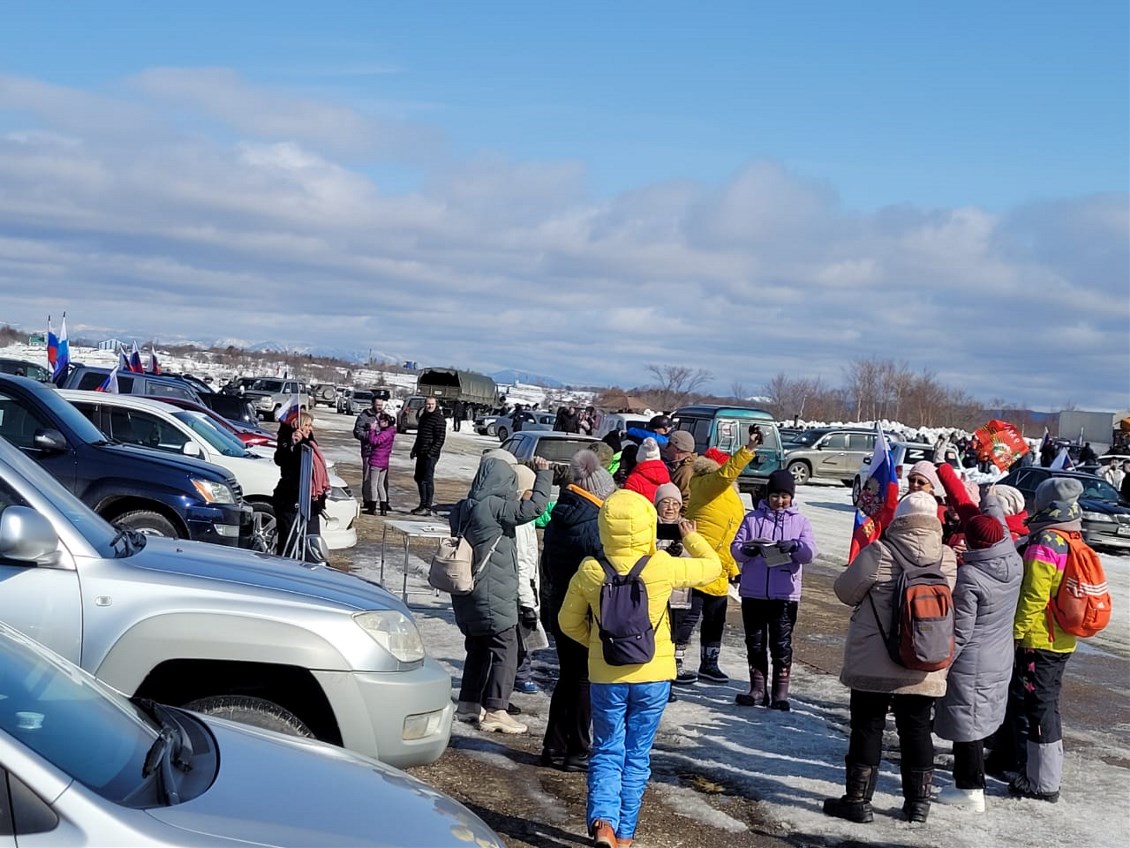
[410,397,446,515]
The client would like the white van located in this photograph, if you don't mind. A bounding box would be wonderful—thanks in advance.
[594,412,651,439]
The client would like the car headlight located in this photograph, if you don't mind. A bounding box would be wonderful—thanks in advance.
[353,611,425,663]
[191,478,235,504]
[328,485,353,501]
[1082,511,1115,523]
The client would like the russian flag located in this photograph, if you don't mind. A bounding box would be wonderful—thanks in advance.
[848,422,899,563]
[95,365,120,394]
[118,346,131,373]
[276,393,301,425]
[47,316,58,369]
[147,348,160,375]
[128,342,144,374]
[51,316,70,386]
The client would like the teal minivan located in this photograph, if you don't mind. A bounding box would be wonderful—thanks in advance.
[670,405,785,494]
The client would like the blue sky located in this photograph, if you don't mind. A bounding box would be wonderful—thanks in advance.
[0,1,1126,408]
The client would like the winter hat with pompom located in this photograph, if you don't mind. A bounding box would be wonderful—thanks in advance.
[570,449,617,500]
[637,437,662,463]
[966,514,1006,549]
[895,490,939,520]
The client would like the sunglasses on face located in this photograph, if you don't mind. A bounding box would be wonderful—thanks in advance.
[907,477,930,487]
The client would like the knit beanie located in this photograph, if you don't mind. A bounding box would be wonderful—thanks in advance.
[966,514,1006,549]
[668,430,695,453]
[513,464,536,494]
[653,482,683,506]
[587,441,614,467]
[895,490,938,520]
[990,484,1026,517]
[767,469,796,498]
[637,437,662,463]
[570,449,617,500]
[1034,476,1084,514]
[907,461,943,493]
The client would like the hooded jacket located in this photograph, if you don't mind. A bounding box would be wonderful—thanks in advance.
[558,490,721,684]
[447,459,551,637]
[623,459,671,503]
[1013,501,1084,653]
[934,496,1022,741]
[730,501,817,601]
[834,512,958,697]
[541,484,605,624]
[366,424,395,469]
[684,445,756,596]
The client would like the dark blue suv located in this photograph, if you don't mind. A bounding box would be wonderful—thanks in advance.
[0,375,250,546]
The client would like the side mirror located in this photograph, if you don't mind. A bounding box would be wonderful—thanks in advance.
[182,442,202,458]
[304,534,330,564]
[0,506,60,564]
[32,429,68,454]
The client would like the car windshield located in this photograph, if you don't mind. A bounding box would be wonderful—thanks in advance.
[0,624,158,804]
[173,412,251,458]
[535,438,596,464]
[785,430,823,446]
[1080,477,1122,502]
[251,379,284,393]
[353,392,373,402]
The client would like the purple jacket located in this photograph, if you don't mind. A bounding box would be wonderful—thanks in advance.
[367,426,395,469]
[730,502,817,601]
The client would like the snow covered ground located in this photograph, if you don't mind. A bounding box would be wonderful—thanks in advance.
[345,425,1129,848]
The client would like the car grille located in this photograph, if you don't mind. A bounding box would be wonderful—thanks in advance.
[227,477,244,503]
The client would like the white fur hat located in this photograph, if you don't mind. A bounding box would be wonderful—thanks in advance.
[637,437,661,463]
[895,490,938,520]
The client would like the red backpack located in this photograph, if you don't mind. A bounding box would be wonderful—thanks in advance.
[1047,531,1112,639]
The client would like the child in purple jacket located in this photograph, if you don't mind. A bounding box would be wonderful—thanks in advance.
[366,412,397,515]
[730,469,817,711]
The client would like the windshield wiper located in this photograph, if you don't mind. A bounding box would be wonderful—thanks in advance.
[133,698,193,805]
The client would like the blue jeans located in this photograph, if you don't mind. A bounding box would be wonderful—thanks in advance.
[588,681,670,840]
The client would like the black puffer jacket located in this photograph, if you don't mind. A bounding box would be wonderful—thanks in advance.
[448,459,551,637]
[412,408,446,458]
[540,484,604,627]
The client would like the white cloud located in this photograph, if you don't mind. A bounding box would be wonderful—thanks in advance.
[0,70,1125,410]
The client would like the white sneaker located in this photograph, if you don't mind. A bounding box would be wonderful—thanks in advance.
[478,709,528,734]
[936,785,985,812]
[455,701,484,723]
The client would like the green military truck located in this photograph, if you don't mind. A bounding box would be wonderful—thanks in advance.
[408,368,499,430]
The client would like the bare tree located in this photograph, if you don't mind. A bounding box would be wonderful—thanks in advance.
[644,364,712,411]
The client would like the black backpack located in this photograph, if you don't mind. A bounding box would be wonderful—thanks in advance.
[596,555,661,666]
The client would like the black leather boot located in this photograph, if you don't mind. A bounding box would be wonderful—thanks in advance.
[735,660,768,707]
[902,767,933,823]
[379,502,389,516]
[823,760,878,823]
[769,664,791,711]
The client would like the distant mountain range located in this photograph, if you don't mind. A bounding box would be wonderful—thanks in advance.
[489,369,563,388]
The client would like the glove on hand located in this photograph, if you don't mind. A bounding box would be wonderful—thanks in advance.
[740,542,763,557]
[776,539,800,554]
[519,606,539,629]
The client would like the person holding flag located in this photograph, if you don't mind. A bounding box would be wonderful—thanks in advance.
[848,423,899,563]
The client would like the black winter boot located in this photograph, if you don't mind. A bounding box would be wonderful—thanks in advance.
[674,644,698,685]
[769,664,791,711]
[362,501,377,515]
[735,660,768,707]
[901,767,934,823]
[823,760,878,823]
[697,643,729,683]
[379,502,389,516]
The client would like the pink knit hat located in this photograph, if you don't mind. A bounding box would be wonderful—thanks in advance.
[907,461,943,493]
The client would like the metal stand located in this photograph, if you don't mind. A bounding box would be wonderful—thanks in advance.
[282,445,312,561]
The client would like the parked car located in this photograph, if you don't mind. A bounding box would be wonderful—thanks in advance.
[344,389,374,416]
[997,466,1130,550]
[0,356,51,382]
[310,382,339,407]
[241,378,311,421]
[594,412,651,440]
[196,393,264,429]
[780,426,880,486]
[488,409,556,440]
[0,375,249,546]
[499,431,600,486]
[60,391,358,552]
[0,621,502,847]
[851,440,937,504]
[669,405,786,495]
[397,395,426,432]
[151,395,277,449]
[0,435,454,767]
[473,406,509,435]
[62,365,204,404]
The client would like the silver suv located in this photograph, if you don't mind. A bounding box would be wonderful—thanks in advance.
[783,427,879,486]
[243,378,310,421]
[0,436,452,768]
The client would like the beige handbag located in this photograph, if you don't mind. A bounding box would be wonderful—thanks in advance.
[428,533,500,596]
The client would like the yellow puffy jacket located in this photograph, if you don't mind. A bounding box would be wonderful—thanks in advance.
[558,490,722,684]
[684,446,756,596]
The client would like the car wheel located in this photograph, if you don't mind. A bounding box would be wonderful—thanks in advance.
[184,695,314,738]
[114,510,179,538]
[787,461,811,486]
[497,426,509,441]
[851,477,862,506]
[841,479,854,487]
[248,502,277,553]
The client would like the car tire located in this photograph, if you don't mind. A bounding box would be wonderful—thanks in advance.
[787,461,811,486]
[497,426,509,441]
[249,502,277,553]
[841,479,854,487]
[184,695,314,738]
[114,510,179,538]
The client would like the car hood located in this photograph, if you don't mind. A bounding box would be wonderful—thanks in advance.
[99,442,234,480]
[1081,497,1130,515]
[146,718,502,847]
[125,536,404,613]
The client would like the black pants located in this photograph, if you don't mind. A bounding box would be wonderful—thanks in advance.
[414,454,438,508]
[672,589,728,645]
[543,626,592,757]
[459,627,519,711]
[953,739,985,789]
[1020,647,1069,745]
[740,598,798,670]
[847,689,935,771]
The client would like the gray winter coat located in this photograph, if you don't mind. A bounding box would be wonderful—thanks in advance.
[934,499,1022,741]
[448,459,551,638]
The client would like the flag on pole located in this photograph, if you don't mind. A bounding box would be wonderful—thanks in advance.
[47,316,58,369]
[147,348,161,375]
[276,393,301,425]
[95,365,120,393]
[51,315,70,385]
[128,342,144,374]
[848,422,899,563]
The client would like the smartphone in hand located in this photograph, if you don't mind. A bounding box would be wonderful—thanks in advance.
[748,424,763,447]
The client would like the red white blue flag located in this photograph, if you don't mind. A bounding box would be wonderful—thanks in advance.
[848,422,899,563]
[47,316,58,369]
[276,393,301,425]
[147,348,161,375]
[95,365,120,394]
[128,342,144,374]
[51,315,69,386]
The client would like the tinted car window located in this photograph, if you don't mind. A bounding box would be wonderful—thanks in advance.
[847,433,876,451]
[0,393,54,449]
[535,438,595,464]
[75,372,136,393]
[145,382,194,400]
[252,379,284,393]
[1080,477,1120,502]
[823,433,847,450]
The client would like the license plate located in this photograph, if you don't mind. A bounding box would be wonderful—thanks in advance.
[1116,526,1130,537]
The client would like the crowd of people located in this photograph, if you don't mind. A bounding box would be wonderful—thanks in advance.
[271,398,1106,847]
